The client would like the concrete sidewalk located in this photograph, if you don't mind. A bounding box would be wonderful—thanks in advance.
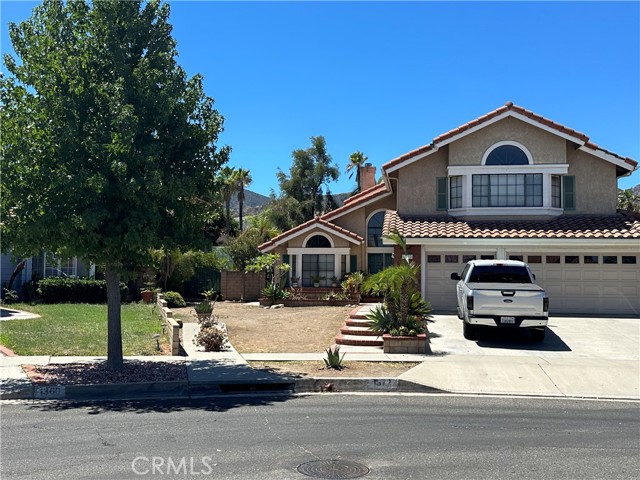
[1,307,639,401]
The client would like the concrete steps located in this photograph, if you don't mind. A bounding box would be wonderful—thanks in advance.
[339,325,378,336]
[335,307,382,347]
[334,334,383,347]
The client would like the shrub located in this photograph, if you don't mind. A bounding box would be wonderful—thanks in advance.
[194,301,214,314]
[163,291,186,308]
[341,272,364,296]
[286,287,307,301]
[193,324,227,351]
[1,288,19,304]
[37,278,128,303]
[262,282,287,302]
[320,291,349,302]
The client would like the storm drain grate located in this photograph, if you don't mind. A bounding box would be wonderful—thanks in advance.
[297,459,370,479]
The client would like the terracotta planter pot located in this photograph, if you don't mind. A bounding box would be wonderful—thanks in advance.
[140,290,153,304]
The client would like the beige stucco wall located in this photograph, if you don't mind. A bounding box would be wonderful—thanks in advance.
[567,147,617,214]
[334,194,397,238]
[396,147,448,215]
[449,117,566,166]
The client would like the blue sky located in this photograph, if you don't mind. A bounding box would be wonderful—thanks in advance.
[2,1,639,195]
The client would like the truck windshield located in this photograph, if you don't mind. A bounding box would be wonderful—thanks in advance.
[468,266,532,283]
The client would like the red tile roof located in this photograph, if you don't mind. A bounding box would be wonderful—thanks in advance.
[382,102,637,172]
[258,216,364,252]
[322,182,390,221]
[384,210,640,240]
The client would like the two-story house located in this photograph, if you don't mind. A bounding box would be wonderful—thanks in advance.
[259,103,639,315]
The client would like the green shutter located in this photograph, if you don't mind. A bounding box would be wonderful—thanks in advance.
[436,177,448,211]
[350,255,358,273]
[563,176,575,211]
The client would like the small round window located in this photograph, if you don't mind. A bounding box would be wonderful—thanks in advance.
[305,235,331,248]
[485,144,529,165]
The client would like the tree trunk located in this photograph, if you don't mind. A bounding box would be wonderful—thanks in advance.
[105,265,124,370]
[225,199,231,233]
[7,259,26,291]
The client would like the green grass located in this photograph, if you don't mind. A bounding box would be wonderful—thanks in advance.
[0,303,168,356]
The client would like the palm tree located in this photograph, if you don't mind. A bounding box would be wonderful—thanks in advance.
[617,188,640,213]
[345,151,368,193]
[219,166,237,234]
[235,168,252,232]
[247,212,280,243]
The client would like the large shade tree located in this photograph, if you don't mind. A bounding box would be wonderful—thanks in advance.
[276,136,339,221]
[0,0,230,369]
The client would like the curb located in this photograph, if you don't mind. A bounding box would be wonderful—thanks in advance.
[294,377,444,394]
[0,345,17,357]
[0,376,441,400]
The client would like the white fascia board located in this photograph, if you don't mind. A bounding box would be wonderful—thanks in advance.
[262,222,359,252]
[383,146,439,174]
[509,111,587,145]
[434,111,511,148]
[448,164,569,176]
[313,223,364,245]
[577,146,636,173]
[406,237,640,250]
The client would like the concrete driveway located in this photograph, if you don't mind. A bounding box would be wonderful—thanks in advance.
[400,315,640,398]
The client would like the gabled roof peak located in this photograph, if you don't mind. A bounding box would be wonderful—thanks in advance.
[383,103,637,174]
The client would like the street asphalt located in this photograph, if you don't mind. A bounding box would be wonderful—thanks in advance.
[1,306,638,401]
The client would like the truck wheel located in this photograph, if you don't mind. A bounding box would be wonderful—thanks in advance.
[530,328,546,342]
[463,322,478,340]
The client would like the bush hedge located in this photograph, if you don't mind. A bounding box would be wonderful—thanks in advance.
[163,291,186,308]
[37,278,128,304]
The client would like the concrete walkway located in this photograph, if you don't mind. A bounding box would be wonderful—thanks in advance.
[1,306,638,400]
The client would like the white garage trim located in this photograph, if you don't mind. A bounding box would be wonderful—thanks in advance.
[422,245,639,315]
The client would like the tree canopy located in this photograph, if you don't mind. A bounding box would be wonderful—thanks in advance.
[1,0,229,368]
[275,136,339,221]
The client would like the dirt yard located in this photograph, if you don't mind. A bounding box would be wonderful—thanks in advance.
[248,361,416,378]
[173,302,352,353]
[172,302,422,378]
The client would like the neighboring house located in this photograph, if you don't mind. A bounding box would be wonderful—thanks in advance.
[1,252,91,296]
[259,102,639,315]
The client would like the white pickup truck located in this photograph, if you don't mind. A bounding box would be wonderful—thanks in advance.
[450,260,549,342]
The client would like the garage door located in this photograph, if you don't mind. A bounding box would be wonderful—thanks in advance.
[424,252,496,312]
[507,253,640,316]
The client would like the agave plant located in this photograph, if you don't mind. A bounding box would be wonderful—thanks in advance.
[323,345,346,370]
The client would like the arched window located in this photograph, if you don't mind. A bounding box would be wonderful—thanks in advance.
[484,143,530,166]
[368,211,385,247]
[305,235,331,248]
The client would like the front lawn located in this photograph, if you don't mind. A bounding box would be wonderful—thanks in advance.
[0,303,168,356]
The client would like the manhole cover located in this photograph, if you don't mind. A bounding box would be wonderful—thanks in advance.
[297,459,370,479]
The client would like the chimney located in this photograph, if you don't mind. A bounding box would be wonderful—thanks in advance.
[359,163,376,191]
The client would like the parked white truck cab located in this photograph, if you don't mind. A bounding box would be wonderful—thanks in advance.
[450,260,549,342]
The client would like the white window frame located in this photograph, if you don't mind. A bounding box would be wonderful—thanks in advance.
[481,141,533,165]
[43,253,78,278]
[286,247,352,284]
[447,164,568,217]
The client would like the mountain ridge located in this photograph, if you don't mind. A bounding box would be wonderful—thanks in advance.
[232,184,640,217]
